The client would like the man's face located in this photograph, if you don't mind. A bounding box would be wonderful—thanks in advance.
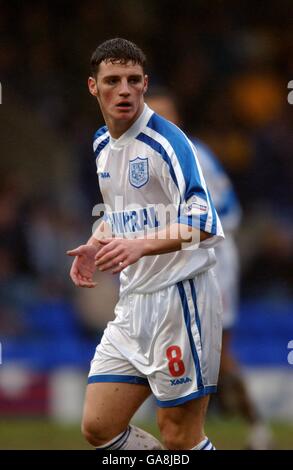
[88,60,148,127]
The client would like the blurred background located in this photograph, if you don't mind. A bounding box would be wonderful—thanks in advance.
[0,0,292,449]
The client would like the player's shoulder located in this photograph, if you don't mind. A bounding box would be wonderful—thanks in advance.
[93,125,110,155]
[145,112,192,153]
[93,125,109,142]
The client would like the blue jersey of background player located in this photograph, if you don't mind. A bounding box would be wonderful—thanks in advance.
[192,138,241,331]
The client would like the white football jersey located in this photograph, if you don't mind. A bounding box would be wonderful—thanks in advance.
[93,104,224,295]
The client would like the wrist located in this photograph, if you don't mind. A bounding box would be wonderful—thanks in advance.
[140,238,151,257]
[140,234,182,257]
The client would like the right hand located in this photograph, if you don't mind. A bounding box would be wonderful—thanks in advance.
[67,244,100,288]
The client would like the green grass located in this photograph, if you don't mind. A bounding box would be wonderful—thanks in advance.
[206,418,293,450]
[0,418,292,450]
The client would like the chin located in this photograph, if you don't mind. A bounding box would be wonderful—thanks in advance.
[115,111,136,121]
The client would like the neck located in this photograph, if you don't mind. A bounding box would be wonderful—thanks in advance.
[105,103,145,139]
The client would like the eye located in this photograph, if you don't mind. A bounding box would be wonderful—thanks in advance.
[129,77,141,84]
[105,78,118,85]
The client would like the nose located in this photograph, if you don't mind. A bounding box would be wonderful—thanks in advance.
[119,78,130,96]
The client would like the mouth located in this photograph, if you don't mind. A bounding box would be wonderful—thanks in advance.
[116,102,132,109]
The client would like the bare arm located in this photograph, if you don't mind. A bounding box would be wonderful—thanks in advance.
[141,223,211,256]
[95,224,211,274]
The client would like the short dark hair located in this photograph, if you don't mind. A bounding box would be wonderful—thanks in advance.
[90,38,147,77]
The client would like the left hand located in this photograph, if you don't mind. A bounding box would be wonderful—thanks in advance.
[95,238,145,274]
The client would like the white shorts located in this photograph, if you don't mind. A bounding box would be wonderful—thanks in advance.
[88,269,222,407]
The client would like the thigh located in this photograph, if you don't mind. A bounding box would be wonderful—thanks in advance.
[83,381,151,436]
[85,326,152,437]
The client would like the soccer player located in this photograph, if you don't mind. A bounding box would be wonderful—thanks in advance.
[67,38,224,450]
[146,89,273,449]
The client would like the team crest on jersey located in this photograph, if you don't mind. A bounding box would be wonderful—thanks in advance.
[129,157,149,188]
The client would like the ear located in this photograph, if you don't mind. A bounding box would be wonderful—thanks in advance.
[143,75,149,95]
[88,76,97,97]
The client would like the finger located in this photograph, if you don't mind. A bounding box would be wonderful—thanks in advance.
[112,260,128,274]
[71,275,83,287]
[95,242,115,260]
[70,267,80,285]
[71,266,90,285]
[78,268,94,278]
[78,280,97,288]
[81,275,95,283]
[95,238,123,260]
[97,252,126,272]
[95,247,123,267]
[75,273,97,287]
[67,247,83,256]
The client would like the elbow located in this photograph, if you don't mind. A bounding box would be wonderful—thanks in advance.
[200,231,212,241]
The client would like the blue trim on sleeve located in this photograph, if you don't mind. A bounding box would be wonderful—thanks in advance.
[93,126,109,158]
[94,136,109,158]
[156,386,217,407]
[177,281,203,389]
[206,188,217,234]
[93,125,108,141]
[88,374,148,385]
[177,214,207,232]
